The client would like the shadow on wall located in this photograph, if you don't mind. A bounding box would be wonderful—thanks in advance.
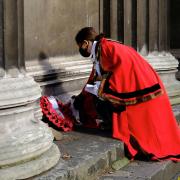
[37,51,63,97]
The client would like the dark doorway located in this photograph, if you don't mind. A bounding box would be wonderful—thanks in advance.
[170,0,180,79]
[170,0,180,51]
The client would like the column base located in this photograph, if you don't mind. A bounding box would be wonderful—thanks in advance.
[145,53,180,105]
[0,144,60,180]
[0,75,60,178]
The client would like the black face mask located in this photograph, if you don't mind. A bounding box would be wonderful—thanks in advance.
[79,48,91,57]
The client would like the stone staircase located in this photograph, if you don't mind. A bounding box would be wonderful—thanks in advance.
[100,160,180,180]
[29,129,124,180]
[28,106,180,180]
[26,57,180,180]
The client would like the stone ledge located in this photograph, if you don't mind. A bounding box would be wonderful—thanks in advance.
[172,104,180,125]
[31,130,124,180]
[99,160,180,180]
[30,128,180,180]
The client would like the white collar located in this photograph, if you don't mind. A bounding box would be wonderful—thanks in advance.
[90,41,98,62]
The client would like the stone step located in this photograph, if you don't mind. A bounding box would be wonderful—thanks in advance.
[99,160,180,180]
[172,105,180,125]
[29,127,180,180]
[31,96,180,180]
[30,129,125,180]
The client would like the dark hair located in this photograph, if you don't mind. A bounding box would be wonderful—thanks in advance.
[75,27,104,44]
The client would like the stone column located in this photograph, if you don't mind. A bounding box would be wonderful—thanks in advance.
[136,0,180,105]
[0,0,60,179]
[137,0,148,56]
[124,0,133,46]
[110,0,118,40]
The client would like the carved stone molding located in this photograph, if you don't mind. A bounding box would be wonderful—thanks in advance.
[26,56,92,96]
[145,53,180,105]
[0,75,60,179]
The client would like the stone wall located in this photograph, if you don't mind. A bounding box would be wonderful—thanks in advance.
[0,0,3,65]
[24,0,99,61]
[24,0,100,97]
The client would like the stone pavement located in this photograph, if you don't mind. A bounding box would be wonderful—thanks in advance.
[99,160,180,180]
[172,104,180,125]
[28,105,180,180]
[29,128,180,180]
[30,128,124,180]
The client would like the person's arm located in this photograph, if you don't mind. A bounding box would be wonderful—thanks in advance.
[73,66,95,110]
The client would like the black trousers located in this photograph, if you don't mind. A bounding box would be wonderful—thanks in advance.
[74,93,126,129]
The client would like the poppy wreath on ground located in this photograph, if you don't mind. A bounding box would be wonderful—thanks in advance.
[40,96,74,132]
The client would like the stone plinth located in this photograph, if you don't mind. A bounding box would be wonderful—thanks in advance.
[145,53,180,105]
[26,55,92,96]
[0,75,60,180]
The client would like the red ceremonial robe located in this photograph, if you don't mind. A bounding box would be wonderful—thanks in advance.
[81,38,180,161]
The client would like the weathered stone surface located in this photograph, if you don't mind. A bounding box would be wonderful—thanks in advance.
[145,53,178,71]
[23,0,99,99]
[23,0,99,60]
[172,104,180,125]
[0,0,3,77]
[0,144,60,180]
[145,53,180,105]
[26,56,92,96]
[100,161,180,180]
[112,158,130,171]
[0,76,60,179]
[32,130,124,180]
[0,76,41,108]
[31,126,180,180]
[50,127,63,141]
